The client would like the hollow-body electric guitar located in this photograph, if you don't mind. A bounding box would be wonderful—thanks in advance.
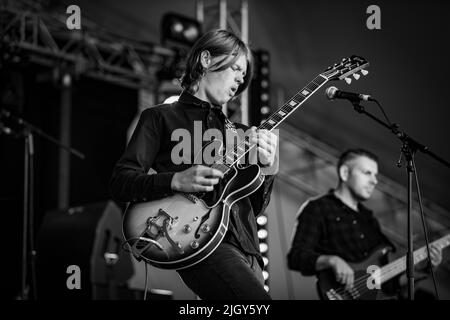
[122,56,370,270]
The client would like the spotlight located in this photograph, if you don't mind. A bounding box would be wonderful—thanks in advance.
[257,215,267,226]
[258,229,268,240]
[261,106,270,115]
[161,13,202,47]
[259,243,268,253]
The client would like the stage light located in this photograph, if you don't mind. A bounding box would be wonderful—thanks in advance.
[261,66,269,75]
[257,215,267,226]
[259,243,268,253]
[249,49,271,126]
[261,79,269,88]
[257,211,269,289]
[161,13,202,47]
[258,229,268,240]
[261,106,270,115]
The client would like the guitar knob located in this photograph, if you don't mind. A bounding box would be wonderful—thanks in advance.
[201,224,211,233]
[184,224,192,233]
[344,77,352,84]
[361,69,369,76]
[352,73,360,80]
[190,241,199,249]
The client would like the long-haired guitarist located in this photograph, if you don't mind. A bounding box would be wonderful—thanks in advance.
[110,29,278,300]
[287,148,443,299]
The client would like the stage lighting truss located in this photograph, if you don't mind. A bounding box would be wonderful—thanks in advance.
[0,3,178,90]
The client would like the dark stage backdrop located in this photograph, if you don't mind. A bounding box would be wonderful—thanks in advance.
[0,66,137,299]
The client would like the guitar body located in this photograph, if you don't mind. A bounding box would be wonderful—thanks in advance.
[316,246,390,300]
[122,164,264,270]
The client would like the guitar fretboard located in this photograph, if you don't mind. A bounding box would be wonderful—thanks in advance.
[380,234,450,283]
[211,74,328,174]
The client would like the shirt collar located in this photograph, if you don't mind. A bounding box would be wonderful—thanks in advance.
[327,189,371,214]
[178,90,223,110]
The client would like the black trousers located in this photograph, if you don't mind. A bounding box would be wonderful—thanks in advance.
[178,242,271,300]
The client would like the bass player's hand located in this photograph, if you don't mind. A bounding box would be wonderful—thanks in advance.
[329,256,355,290]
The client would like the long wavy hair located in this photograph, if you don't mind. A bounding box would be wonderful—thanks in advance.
[181,29,253,96]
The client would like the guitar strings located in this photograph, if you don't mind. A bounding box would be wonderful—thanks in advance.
[331,238,450,299]
[330,257,418,299]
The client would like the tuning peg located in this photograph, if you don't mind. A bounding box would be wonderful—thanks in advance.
[344,77,352,84]
[361,69,369,76]
[352,73,361,80]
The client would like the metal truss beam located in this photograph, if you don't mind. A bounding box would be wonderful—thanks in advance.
[1,3,176,90]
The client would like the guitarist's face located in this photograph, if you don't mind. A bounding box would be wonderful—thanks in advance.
[197,54,247,106]
[344,156,378,201]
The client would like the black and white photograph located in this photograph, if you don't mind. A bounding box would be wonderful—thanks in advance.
[1,0,449,312]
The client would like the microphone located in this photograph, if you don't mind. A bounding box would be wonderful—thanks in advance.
[325,86,373,102]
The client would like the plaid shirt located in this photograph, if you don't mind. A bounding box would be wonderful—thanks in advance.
[287,191,394,276]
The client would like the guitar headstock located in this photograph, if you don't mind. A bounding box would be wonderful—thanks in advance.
[321,55,369,84]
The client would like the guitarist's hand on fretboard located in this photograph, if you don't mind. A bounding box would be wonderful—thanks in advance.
[415,244,443,271]
[247,127,279,174]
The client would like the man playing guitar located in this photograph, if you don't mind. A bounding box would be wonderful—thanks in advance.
[110,29,278,300]
[288,148,443,300]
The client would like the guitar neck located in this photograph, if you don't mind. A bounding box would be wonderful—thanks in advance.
[213,74,329,172]
[380,234,450,284]
[258,74,328,132]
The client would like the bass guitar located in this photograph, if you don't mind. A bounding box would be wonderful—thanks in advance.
[317,234,450,300]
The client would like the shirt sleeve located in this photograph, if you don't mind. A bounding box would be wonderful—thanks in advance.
[287,200,325,276]
[248,174,275,217]
[109,108,175,203]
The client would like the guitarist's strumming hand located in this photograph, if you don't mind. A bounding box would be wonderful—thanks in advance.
[171,165,224,192]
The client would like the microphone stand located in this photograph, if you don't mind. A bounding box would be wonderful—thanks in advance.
[1,108,85,300]
[349,100,450,300]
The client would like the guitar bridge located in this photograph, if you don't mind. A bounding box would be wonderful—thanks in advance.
[143,209,184,255]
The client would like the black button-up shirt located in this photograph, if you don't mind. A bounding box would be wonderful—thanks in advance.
[110,91,274,266]
[287,190,395,276]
